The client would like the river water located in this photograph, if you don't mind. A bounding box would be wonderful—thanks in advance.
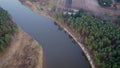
[0,0,90,68]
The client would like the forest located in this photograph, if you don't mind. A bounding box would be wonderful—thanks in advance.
[54,9,120,68]
[0,7,17,51]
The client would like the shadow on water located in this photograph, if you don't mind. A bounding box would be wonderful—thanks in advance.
[53,22,63,31]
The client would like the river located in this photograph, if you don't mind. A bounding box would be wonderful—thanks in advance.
[0,0,90,68]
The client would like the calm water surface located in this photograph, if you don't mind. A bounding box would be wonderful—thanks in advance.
[0,0,90,68]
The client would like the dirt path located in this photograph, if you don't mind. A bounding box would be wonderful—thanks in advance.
[0,27,43,68]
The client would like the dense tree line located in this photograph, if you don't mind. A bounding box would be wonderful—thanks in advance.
[0,7,17,51]
[54,10,120,68]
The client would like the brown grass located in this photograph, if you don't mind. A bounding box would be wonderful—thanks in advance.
[0,27,43,68]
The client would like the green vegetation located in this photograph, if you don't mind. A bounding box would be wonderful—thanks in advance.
[0,7,17,51]
[55,10,120,68]
[98,0,112,7]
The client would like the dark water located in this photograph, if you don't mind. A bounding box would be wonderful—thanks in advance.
[0,0,90,68]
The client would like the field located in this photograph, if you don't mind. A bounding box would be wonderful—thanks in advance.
[58,0,120,17]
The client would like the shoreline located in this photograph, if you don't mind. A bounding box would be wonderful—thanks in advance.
[0,27,43,68]
[21,1,96,68]
[53,19,96,68]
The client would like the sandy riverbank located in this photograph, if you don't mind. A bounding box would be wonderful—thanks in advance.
[0,27,43,68]
[20,1,96,68]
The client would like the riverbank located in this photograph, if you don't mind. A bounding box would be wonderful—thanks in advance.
[53,19,96,68]
[20,1,96,68]
[0,27,43,68]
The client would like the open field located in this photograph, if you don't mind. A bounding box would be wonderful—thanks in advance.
[58,0,120,17]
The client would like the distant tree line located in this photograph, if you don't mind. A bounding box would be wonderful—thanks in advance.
[54,9,120,68]
[0,7,17,51]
